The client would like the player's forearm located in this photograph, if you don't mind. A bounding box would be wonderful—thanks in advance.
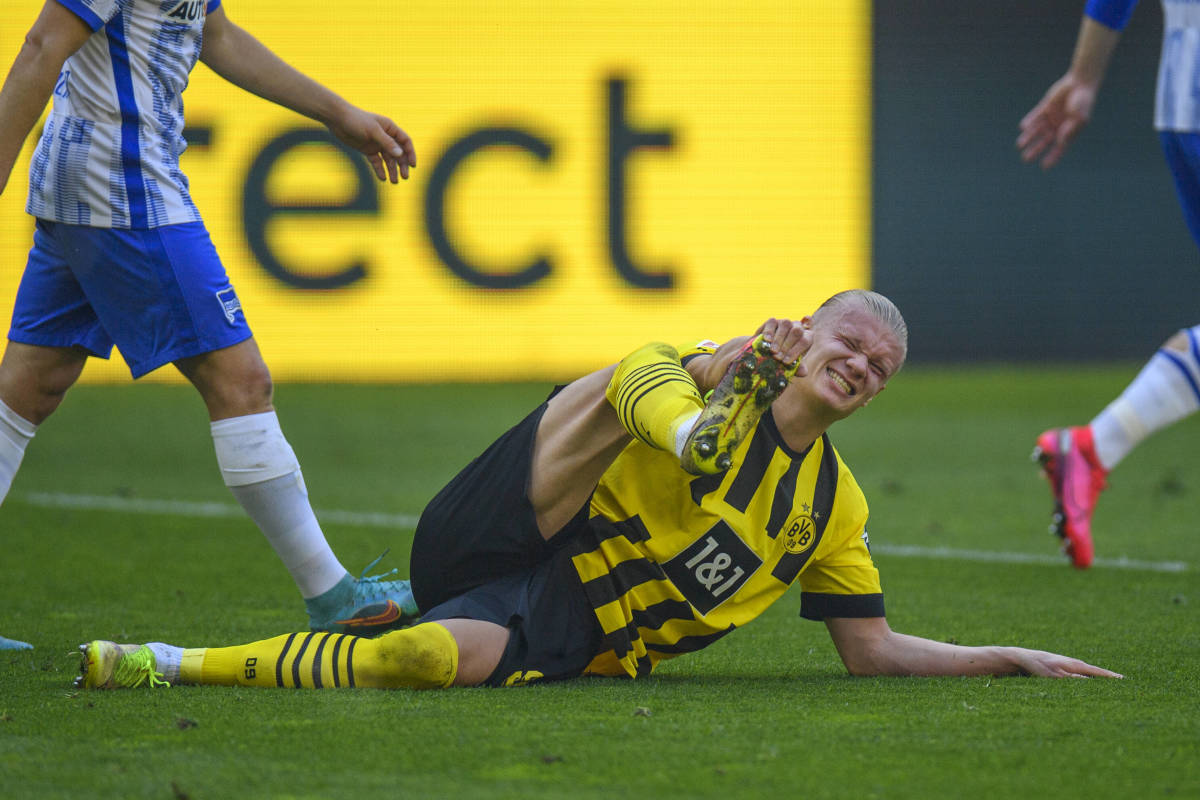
[0,37,68,195]
[200,16,349,129]
[1067,15,1122,87]
[846,630,1022,677]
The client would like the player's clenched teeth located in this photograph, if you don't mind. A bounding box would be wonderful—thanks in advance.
[827,368,854,395]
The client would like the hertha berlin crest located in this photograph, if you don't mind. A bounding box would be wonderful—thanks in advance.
[216,287,243,325]
[782,512,816,555]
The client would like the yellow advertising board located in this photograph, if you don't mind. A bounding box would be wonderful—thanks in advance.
[0,0,869,382]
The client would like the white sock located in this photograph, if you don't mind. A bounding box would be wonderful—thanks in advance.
[0,398,37,505]
[211,411,348,599]
[1091,329,1200,470]
[672,410,702,458]
[146,642,183,683]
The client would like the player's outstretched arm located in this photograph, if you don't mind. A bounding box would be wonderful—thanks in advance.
[824,615,1122,679]
[0,2,91,196]
[199,6,416,182]
[1016,15,1121,169]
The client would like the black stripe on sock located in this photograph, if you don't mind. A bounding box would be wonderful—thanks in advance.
[617,363,697,444]
[620,374,695,445]
[619,362,690,402]
[291,632,316,689]
[330,634,344,688]
[619,364,695,406]
[275,633,299,688]
[346,637,359,688]
[311,632,331,689]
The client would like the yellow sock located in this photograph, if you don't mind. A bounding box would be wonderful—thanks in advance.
[606,342,704,452]
[180,623,459,690]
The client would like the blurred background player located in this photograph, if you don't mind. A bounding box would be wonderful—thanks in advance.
[0,0,420,647]
[1017,0,1200,568]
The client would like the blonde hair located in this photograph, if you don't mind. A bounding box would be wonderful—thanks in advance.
[813,289,908,367]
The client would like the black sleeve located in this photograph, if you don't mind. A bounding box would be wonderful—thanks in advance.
[799,592,885,621]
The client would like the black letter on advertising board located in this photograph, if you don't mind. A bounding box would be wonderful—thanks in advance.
[243,128,378,289]
[424,128,554,289]
[608,77,676,289]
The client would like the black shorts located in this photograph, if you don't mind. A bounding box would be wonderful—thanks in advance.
[411,398,604,687]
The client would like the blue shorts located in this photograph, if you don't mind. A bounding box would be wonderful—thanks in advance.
[7,220,253,378]
[1159,131,1200,249]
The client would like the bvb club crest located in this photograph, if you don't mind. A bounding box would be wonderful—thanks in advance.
[782,511,816,555]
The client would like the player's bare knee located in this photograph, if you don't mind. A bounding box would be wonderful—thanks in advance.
[26,386,69,425]
[193,360,274,419]
[232,362,274,410]
[2,386,64,426]
[0,351,84,424]
[438,619,508,687]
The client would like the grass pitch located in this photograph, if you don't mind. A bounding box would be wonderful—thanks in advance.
[1,366,1197,799]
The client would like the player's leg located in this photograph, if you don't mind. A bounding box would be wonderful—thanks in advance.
[0,223,108,651]
[175,343,415,634]
[530,342,715,537]
[1093,132,1200,469]
[173,338,353,615]
[0,344,84,651]
[529,335,796,536]
[1035,328,1200,569]
[1032,327,1200,568]
[605,342,706,455]
[57,221,412,633]
[1090,326,1200,471]
[1034,132,1200,567]
[526,364,643,538]
[0,342,86,503]
[177,339,416,632]
[0,220,107,505]
[75,618,508,690]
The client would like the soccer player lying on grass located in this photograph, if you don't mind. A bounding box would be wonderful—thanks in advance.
[77,290,1122,690]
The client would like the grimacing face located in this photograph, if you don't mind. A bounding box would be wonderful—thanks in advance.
[791,303,905,418]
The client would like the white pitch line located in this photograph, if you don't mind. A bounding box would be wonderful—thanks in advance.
[21,491,421,530]
[871,543,1189,574]
[16,491,1191,574]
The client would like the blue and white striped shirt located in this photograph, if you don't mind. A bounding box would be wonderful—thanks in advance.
[1087,0,1200,131]
[26,0,221,228]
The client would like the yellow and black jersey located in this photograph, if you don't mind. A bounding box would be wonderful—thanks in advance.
[570,345,884,679]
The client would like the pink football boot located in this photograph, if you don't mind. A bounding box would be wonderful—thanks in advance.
[1032,426,1109,568]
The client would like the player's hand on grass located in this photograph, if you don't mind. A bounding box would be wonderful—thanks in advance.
[756,318,811,377]
[1009,647,1123,679]
[328,107,417,183]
